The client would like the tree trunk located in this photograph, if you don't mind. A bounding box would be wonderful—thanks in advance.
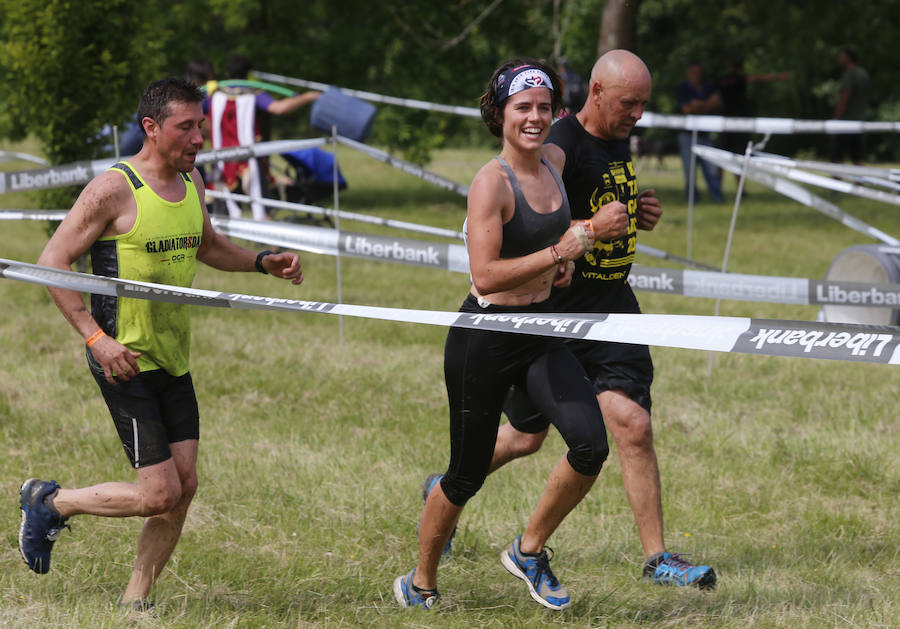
[598,0,640,56]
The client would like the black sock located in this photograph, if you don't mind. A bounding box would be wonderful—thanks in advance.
[645,551,666,568]
[411,583,438,596]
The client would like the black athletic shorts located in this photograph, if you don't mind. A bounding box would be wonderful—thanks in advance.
[504,338,653,434]
[87,348,200,468]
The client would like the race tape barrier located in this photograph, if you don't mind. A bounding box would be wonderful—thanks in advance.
[749,153,900,183]
[3,257,900,365]
[0,210,68,221]
[253,71,483,118]
[335,135,470,196]
[694,145,899,246]
[858,176,900,193]
[0,138,326,195]
[205,189,467,240]
[210,216,472,273]
[637,112,898,135]
[734,155,900,207]
[7,210,900,310]
[254,71,899,135]
[208,216,900,309]
[0,150,48,166]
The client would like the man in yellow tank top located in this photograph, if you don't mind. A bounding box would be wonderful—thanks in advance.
[21,77,304,609]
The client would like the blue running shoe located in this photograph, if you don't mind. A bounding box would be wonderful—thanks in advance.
[393,569,440,609]
[420,473,455,556]
[18,478,69,574]
[644,552,716,589]
[500,536,570,610]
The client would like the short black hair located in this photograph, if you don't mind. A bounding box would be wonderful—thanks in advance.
[226,53,253,79]
[479,58,563,138]
[136,77,204,138]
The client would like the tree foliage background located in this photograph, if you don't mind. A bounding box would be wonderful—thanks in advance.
[2,0,898,165]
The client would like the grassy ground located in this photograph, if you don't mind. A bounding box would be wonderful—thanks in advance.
[1,141,898,628]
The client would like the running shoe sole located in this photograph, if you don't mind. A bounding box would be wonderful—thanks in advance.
[392,574,409,607]
[18,478,40,571]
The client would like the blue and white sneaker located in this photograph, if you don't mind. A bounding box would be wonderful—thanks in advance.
[420,473,455,556]
[18,478,69,574]
[500,536,570,610]
[644,552,716,589]
[393,569,440,609]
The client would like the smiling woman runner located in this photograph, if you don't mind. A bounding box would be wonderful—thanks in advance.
[393,58,610,611]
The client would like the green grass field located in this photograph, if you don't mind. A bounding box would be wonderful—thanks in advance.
[1,139,898,628]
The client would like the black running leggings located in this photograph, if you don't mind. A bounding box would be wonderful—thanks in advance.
[439,294,609,506]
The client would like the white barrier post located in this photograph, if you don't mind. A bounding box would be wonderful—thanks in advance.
[332,125,345,346]
[687,129,698,260]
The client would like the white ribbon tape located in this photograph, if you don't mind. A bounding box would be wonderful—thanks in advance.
[0,138,327,194]
[0,150,49,166]
[6,212,900,309]
[204,189,467,241]
[749,154,900,182]
[2,258,899,365]
[335,136,470,197]
[694,145,900,246]
[254,71,899,135]
[716,152,900,207]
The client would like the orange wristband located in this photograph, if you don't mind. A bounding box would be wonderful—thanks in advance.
[85,329,106,347]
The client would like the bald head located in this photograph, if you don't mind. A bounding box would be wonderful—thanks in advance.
[579,49,652,140]
[590,49,651,91]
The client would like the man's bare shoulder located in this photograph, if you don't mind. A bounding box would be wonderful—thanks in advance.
[72,169,133,221]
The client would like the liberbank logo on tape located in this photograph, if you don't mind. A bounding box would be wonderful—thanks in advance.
[340,233,447,268]
[812,282,900,306]
[734,319,900,363]
[460,312,603,339]
[1,162,93,193]
[628,268,682,293]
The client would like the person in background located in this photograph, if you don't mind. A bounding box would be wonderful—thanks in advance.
[205,53,321,219]
[676,61,724,203]
[186,58,217,93]
[830,46,871,165]
[717,58,791,184]
[557,57,587,117]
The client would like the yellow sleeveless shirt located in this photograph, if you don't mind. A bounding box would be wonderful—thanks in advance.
[89,161,203,376]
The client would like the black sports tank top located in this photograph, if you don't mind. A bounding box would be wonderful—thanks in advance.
[496,155,571,258]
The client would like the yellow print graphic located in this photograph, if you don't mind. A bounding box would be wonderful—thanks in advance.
[581,270,628,281]
[589,187,619,215]
[584,184,637,267]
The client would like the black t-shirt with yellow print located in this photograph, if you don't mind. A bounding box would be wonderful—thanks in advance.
[545,115,642,315]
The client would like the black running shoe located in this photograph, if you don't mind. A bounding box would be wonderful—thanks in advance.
[18,478,69,574]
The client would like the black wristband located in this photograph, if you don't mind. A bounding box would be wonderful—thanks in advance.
[255,250,274,274]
